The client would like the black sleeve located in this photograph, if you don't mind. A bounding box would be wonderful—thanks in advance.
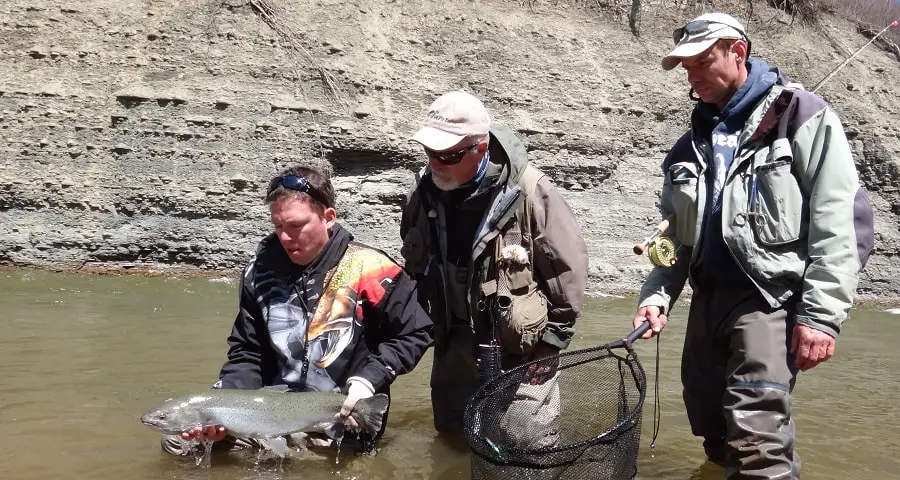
[357,271,434,391]
[217,272,268,390]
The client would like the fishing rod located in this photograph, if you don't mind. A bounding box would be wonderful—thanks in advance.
[812,18,899,93]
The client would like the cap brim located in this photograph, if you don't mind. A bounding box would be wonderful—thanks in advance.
[662,38,718,70]
[410,126,466,151]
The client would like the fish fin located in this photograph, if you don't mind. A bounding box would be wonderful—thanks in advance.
[266,436,288,458]
[324,422,345,440]
[259,385,291,393]
[351,393,390,436]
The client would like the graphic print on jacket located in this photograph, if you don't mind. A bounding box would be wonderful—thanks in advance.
[253,243,402,393]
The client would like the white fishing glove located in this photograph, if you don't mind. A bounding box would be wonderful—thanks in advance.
[334,377,375,430]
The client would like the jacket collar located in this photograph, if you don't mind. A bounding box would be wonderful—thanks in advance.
[255,223,353,278]
[690,63,800,153]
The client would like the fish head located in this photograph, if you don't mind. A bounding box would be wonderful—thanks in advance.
[311,287,358,368]
[140,395,209,434]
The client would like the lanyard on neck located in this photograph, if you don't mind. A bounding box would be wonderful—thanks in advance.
[293,278,314,388]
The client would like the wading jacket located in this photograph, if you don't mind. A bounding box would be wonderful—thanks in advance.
[639,76,875,338]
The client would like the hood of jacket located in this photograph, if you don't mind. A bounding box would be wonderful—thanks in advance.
[691,58,799,140]
[692,58,780,133]
[420,123,529,201]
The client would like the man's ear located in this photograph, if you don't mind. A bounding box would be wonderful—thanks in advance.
[323,207,337,230]
[732,40,748,64]
[474,136,490,155]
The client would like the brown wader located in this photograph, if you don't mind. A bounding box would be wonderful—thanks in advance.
[682,283,801,479]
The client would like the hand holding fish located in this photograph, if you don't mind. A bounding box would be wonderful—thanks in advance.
[181,424,227,442]
[142,388,391,459]
[334,378,376,429]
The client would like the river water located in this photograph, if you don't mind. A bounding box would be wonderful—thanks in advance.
[1,268,897,479]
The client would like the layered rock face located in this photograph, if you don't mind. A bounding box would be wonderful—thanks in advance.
[1,0,897,298]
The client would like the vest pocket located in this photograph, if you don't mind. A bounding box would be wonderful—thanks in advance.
[668,162,700,246]
[493,243,548,356]
[751,160,805,246]
[496,287,548,356]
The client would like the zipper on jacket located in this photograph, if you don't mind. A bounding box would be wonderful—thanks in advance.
[687,137,711,267]
[719,143,768,298]
[426,193,454,333]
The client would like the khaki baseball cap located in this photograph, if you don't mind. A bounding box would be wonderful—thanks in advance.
[411,90,491,151]
[663,13,749,71]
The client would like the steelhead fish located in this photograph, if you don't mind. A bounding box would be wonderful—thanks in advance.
[140,386,389,457]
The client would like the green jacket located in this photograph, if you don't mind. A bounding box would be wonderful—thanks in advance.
[639,83,875,338]
[400,124,589,352]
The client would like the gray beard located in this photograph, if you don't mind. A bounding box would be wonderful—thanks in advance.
[432,174,461,191]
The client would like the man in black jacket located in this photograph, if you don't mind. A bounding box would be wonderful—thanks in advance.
[162,164,433,456]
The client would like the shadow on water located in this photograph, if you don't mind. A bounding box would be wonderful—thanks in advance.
[0,269,898,479]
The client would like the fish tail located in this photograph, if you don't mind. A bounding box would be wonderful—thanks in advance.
[351,393,389,435]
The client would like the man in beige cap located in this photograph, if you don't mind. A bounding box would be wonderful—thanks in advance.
[400,90,588,462]
[633,11,874,479]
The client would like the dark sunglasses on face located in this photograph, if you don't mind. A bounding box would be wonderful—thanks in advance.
[424,143,478,165]
[267,175,329,206]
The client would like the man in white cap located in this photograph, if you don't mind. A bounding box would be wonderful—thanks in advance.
[399,90,588,461]
[633,12,874,479]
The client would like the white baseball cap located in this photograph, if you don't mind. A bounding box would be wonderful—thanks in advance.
[411,90,491,151]
[663,13,749,71]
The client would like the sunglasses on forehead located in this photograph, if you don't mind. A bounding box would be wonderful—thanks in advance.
[673,19,751,46]
[424,143,478,166]
[267,175,329,206]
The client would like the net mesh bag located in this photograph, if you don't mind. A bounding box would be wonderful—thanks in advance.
[464,336,647,480]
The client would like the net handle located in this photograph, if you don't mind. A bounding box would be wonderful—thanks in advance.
[610,321,651,349]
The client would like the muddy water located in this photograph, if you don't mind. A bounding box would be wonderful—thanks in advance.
[1,269,897,479]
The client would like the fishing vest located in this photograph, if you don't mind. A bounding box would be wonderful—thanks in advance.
[405,164,549,355]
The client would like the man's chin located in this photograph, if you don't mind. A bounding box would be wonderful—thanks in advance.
[288,251,311,265]
[694,87,722,105]
[432,176,461,191]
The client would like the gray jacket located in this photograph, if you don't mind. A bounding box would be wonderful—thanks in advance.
[639,82,875,338]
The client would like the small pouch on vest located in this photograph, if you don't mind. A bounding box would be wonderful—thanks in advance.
[496,287,548,356]
[495,245,548,356]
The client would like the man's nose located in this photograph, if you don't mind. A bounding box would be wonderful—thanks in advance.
[686,68,701,85]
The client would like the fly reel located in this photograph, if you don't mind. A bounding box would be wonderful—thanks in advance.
[632,215,677,268]
[647,236,676,268]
